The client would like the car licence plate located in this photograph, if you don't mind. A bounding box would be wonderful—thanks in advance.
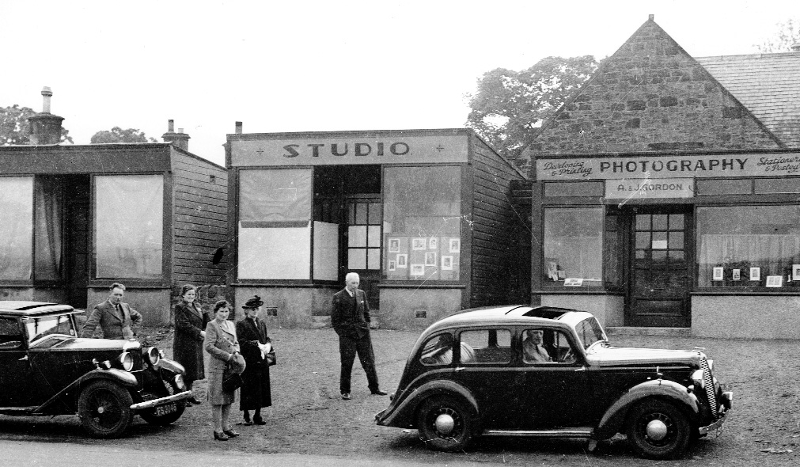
[155,403,177,417]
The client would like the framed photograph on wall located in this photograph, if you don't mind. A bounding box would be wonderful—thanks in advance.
[750,267,761,281]
[449,238,460,253]
[766,275,783,287]
[429,237,438,250]
[388,238,400,253]
[412,238,426,250]
[396,254,408,268]
[410,264,425,276]
[712,267,724,281]
[793,264,800,281]
[732,269,741,281]
[441,255,453,270]
[425,252,437,267]
[388,260,396,271]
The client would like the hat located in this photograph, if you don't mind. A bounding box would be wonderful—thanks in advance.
[228,353,246,375]
[242,295,264,309]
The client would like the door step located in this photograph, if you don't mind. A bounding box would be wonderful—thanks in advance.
[605,327,691,337]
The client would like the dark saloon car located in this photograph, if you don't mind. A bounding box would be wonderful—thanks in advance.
[0,301,192,438]
[375,305,732,459]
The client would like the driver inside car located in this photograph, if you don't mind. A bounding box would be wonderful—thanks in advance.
[522,329,553,363]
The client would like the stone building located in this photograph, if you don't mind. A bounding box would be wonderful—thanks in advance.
[521,16,800,338]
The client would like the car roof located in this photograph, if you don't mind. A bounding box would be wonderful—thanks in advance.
[0,301,78,317]
[423,305,596,334]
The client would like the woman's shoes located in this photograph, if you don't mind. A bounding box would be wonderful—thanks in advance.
[213,431,229,441]
[242,417,253,426]
[223,429,240,438]
[253,416,267,425]
[188,396,202,405]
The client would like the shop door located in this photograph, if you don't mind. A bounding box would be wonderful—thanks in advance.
[628,208,691,327]
[345,196,382,310]
[64,176,89,309]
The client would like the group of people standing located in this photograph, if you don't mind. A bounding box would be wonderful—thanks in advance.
[173,286,273,441]
[82,272,385,441]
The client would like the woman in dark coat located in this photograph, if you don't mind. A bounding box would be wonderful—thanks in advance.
[173,284,208,405]
[236,295,272,425]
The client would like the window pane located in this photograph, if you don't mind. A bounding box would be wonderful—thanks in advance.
[348,249,366,269]
[544,208,603,284]
[697,205,800,288]
[34,177,63,281]
[383,166,460,281]
[0,177,33,280]
[240,169,311,225]
[355,203,368,225]
[369,203,382,225]
[348,226,367,247]
[239,226,310,279]
[652,214,668,230]
[367,248,380,270]
[96,175,163,279]
[635,232,650,249]
[460,329,512,364]
[636,215,650,231]
[367,226,381,247]
[669,214,684,230]
[669,232,684,250]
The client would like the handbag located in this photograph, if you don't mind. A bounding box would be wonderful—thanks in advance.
[222,371,243,393]
[265,347,276,366]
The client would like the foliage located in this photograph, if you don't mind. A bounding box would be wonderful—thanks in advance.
[465,55,598,160]
[91,127,157,144]
[0,104,73,145]
[756,19,800,52]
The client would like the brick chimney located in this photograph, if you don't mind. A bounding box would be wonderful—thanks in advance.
[28,86,65,145]
[161,119,190,151]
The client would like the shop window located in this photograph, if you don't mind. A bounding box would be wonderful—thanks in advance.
[383,166,461,281]
[95,175,163,279]
[0,177,33,280]
[697,205,800,288]
[603,211,623,288]
[238,169,311,280]
[543,207,603,286]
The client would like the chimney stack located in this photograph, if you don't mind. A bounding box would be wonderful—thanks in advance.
[235,121,243,134]
[28,86,64,145]
[161,119,190,151]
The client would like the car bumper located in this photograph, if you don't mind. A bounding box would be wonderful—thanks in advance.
[698,391,733,436]
[130,390,192,411]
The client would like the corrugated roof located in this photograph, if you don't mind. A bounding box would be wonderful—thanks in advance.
[696,52,800,148]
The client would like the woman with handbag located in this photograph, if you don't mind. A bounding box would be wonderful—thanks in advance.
[173,284,208,405]
[236,295,273,426]
[204,300,244,441]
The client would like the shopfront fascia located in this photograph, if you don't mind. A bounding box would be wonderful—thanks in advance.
[227,130,484,328]
[533,150,800,338]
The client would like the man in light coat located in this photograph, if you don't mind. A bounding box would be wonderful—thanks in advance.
[81,282,142,339]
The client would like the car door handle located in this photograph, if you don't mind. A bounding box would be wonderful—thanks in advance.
[19,355,28,361]
[455,367,465,372]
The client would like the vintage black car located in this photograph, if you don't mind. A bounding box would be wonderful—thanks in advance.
[375,305,732,459]
[0,301,192,438]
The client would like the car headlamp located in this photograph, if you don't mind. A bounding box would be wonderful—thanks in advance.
[92,358,112,370]
[119,351,134,371]
[144,347,160,366]
[691,369,705,389]
[174,374,185,390]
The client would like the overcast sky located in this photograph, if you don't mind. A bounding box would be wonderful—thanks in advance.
[1,0,797,166]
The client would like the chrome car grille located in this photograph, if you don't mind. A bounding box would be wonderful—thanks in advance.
[701,357,717,416]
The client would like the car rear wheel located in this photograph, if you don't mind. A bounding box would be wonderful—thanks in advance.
[139,401,186,426]
[626,399,691,460]
[77,380,134,438]
[417,396,473,452]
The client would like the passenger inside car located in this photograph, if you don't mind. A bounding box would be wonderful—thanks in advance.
[420,333,475,365]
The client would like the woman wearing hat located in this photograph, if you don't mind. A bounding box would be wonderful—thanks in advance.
[204,300,243,441]
[236,295,273,426]
[173,284,208,405]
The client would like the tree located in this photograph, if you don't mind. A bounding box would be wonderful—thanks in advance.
[91,127,157,144]
[465,55,598,160]
[756,19,800,52]
[0,104,73,145]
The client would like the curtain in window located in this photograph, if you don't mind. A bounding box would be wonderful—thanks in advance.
[0,178,33,280]
[698,234,800,285]
[95,175,163,279]
[34,178,63,281]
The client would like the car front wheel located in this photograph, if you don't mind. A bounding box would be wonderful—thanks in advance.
[626,399,691,460]
[417,396,473,452]
[77,380,134,438]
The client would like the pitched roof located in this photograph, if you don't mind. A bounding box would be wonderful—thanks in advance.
[696,52,800,148]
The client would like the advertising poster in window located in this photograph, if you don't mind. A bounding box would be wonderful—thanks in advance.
[410,264,425,276]
[766,275,783,287]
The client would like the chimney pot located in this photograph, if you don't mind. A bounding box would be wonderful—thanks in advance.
[235,121,243,134]
[178,128,184,134]
[162,120,190,151]
[28,86,64,144]
[168,119,174,132]
[648,14,654,21]
[41,86,53,114]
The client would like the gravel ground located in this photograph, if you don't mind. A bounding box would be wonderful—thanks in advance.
[1,325,798,466]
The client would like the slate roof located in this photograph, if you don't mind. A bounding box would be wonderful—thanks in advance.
[696,52,800,148]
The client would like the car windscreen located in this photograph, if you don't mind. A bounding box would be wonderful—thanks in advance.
[574,317,606,350]
[24,314,77,345]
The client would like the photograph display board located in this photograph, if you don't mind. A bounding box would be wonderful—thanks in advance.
[384,235,460,280]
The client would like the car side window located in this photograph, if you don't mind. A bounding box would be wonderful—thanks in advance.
[460,329,511,364]
[522,329,577,364]
[0,318,23,350]
[420,333,455,366]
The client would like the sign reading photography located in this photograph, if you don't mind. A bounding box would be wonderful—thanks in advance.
[536,153,800,181]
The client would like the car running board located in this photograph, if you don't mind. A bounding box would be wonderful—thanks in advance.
[483,427,594,438]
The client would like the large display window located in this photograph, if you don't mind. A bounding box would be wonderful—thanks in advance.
[95,175,163,279]
[543,207,603,286]
[238,169,312,280]
[697,205,800,288]
[382,166,461,281]
[0,177,33,280]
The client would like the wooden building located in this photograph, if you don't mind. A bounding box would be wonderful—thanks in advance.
[518,16,800,338]
[0,89,228,324]
[225,127,527,328]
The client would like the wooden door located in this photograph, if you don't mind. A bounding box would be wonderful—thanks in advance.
[628,208,692,327]
[344,196,382,310]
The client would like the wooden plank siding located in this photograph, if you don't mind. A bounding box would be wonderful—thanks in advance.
[469,135,528,307]
[170,150,229,288]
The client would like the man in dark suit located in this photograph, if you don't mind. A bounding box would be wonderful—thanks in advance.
[81,282,142,339]
[331,272,386,400]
